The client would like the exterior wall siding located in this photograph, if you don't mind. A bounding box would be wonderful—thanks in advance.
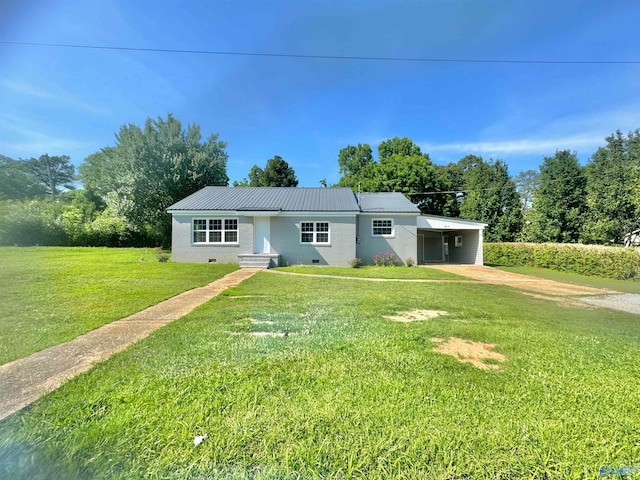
[356,215,417,265]
[270,215,357,266]
[171,214,253,263]
[447,230,482,265]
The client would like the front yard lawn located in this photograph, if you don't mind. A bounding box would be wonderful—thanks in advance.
[1,272,639,478]
[275,265,465,280]
[0,247,237,365]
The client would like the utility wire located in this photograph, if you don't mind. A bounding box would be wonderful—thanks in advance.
[2,40,640,65]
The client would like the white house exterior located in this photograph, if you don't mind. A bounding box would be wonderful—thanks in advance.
[167,187,487,267]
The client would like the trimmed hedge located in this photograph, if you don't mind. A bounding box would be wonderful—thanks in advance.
[484,242,640,281]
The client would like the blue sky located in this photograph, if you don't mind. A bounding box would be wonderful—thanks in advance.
[1,0,639,187]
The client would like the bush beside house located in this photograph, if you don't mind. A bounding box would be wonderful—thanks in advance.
[484,242,640,281]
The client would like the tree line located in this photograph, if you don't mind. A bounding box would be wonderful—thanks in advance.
[1,112,638,247]
[333,131,640,244]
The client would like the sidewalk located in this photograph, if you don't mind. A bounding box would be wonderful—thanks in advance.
[0,268,262,421]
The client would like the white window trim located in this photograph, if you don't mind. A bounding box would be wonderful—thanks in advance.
[300,221,331,245]
[192,217,239,245]
[372,218,395,237]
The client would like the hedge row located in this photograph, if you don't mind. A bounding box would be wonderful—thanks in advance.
[484,242,640,281]
[0,201,163,248]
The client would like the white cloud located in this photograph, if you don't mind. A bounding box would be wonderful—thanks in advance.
[421,134,602,156]
[421,106,640,159]
[0,79,107,115]
[0,116,89,159]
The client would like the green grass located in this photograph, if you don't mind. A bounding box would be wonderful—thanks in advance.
[495,265,640,294]
[0,247,237,364]
[275,265,465,280]
[1,272,639,478]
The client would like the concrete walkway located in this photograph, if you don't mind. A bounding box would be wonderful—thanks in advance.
[0,268,262,421]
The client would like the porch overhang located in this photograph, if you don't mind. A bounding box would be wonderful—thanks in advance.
[418,215,487,231]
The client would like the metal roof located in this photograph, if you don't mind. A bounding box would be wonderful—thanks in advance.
[357,192,421,213]
[167,187,360,212]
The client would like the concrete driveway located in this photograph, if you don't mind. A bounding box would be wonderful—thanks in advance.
[426,265,611,296]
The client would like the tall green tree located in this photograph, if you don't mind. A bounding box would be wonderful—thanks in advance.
[0,155,47,200]
[514,169,539,214]
[80,114,229,245]
[378,136,422,160]
[25,154,75,201]
[582,130,640,244]
[430,163,464,217]
[235,156,298,187]
[261,156,298,187]
[336,144,374,188]
[524,151,586,243]
[458,155,522,242]
[78,147,124,199]
[359,153,440,211]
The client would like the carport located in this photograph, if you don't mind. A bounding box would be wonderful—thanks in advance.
[417,215,487,265]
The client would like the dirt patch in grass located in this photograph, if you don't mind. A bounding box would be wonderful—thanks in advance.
[250,319,276,325]
[231,331,291,337]
[250,331,290,338]
[519,291,595,309]
[384,309,448,322]
[431,337,506,370]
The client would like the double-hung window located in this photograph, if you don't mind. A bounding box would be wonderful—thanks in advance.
[300,221,329,244]
[193,218,238,244]
[372,219,394,237]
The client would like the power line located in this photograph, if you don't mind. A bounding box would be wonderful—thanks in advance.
[2,40,640,65]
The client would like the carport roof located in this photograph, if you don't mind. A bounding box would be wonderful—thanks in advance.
[418,215,487,230]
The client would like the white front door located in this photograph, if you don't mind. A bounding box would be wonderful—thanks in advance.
[254,217,271,254]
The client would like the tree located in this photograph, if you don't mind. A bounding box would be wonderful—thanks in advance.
[523,151,586,243]
[429,163,464,217]
[236,156,298,187]
[0,155,47,200]
[514,169,539,214]
[336,144,374,188]
[262,156,298,187]
[360,153,439,209]
[80,114,229,245]
[378,136,422,160]
[458,155,522,242]
[582,130,640,244]
[25,154,75,201]
[78,147,124,199]
[335,137,450,213]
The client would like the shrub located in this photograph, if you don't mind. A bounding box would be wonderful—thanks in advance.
[484,242,640,281]
[157,253,170,263]
[405,257,414,267]
[348,257,362,268]
[373,251,400,266]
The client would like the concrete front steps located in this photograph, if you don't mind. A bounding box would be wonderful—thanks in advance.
[238,254,280,269]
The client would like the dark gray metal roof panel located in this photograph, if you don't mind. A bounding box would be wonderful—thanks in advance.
[167,187,360,212]
[357,192,420,213]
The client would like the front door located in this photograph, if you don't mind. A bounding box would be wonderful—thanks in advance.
[254,217,271,254]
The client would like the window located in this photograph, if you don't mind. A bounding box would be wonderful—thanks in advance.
[193,218,238,244]
[300,221,330,244]
[372,219,394,236]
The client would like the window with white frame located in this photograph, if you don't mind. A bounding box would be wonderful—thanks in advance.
[372,219,394,236]
[300,221,330,244]
[193,218,238,244]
